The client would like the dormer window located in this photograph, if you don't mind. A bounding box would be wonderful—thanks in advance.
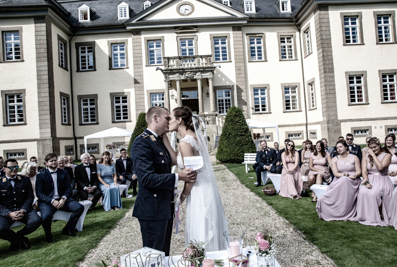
[223,0,230,6]
[118,2,129,19]
[244,0,255,13]
[78,4,90,22]
[280,0,291,13]
[143,0,151,10]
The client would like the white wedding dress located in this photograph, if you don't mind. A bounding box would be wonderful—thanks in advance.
[177,133,228,252]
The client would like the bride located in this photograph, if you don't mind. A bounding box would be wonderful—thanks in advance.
[163,106,228,252]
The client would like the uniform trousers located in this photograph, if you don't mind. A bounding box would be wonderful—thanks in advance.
[138,217,173,256]
[0,210,41,245]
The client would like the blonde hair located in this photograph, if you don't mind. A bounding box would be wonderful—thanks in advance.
[20,161,37,176]
[368,137,391,168]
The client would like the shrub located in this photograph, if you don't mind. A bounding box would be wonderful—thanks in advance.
[216,106,256,163]
[128,112,147,156]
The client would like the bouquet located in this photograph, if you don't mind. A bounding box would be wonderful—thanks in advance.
[254,232,276,258]
[182,240,206,267]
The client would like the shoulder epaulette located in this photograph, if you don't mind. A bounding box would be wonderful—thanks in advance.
[2,178,6,183]
[140,132,149,138]
[17,176,21,180]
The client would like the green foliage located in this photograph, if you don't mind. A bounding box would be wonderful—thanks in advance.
[128,112,147,156]
[216,107,256,163]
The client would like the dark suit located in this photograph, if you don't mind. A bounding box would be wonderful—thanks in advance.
[64,166,78,201]
[131,129,175,256]
[0,175,41,246]
[36,169,84,236]
[271,149,283,174]
[74,164,102,208]
[116,157,137,195]
[253,148,276,186]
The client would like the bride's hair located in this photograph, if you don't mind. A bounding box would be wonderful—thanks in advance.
[172,106,195,132]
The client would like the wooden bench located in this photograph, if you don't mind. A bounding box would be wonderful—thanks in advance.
[10,200,92,232]
[242,153,256,173]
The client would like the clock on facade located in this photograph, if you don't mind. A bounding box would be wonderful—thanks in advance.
[177,2,194,16]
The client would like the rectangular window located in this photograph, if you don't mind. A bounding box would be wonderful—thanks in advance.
[79,8,90,22]
[61,95,69,125]
[377,15,392,43]
[284,86,298,111]
[119,6,128,19]
[3,31,21,61]
[253,88,268,113]
[308,82,316,109]
[213,37,228,62]
[288,133,302,139]
[148,40,162,65]
[80,144,99,154]
[353,129,369,136]
[180,39,194,56]
[112,43,126,68]
[280,0,290,12]
[79,45,94,71]
[114,95,129,122]
[280,36,294,60]
[6,151,25,159]
[65,146,74,155]
[81,97,97,124]
[344,17,359,44]
[223,0,230,6]
[310,131,317,139]
[244,0,255,13]
[382,73,396,102]
[151,93,165,107]
[349,75,364,104]
[217,89,232,115]
[6,94,24,124]
[304,29,312,55]
[59,41,66,69]
[249,37,263,61]
[388,127,397,134]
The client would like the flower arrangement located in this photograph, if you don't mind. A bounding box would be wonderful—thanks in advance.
[254,232,276,257]
[182,240,206,267]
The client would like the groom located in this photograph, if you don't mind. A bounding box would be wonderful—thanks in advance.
[131,106,196,256]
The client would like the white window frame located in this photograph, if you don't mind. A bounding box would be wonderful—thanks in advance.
[113,95,129,122]
[6,152,25,159]
[382,73,396,102]
[217,89,232,115]
[3,31,21,61]
[308,82,316,109]
[150,93,165,107]
[244,0,255,13]
[280,36,294,60]
[353,129,369,136]
[180,38,195,56]
[280,0,291,13]
[78,4,90,22]
[61,95,69,124]
[249,36,263,61]
[284,86,299,111]
[118,2,130,20]
[288,133,302,139]
[377,15,392,43]
[112,43,126,69]
[253,88,268,113]
[388,127,397,134]
[6,94,24,124]
[143,0,151,10]
[81,98,97,124]
[79,45,94,71]
[344,17,359,44]
[59,40,66,69]
[223,0,230,6]
[304,29,312,55]
[148,40,162,65]
[348,75,365,104]
[213,37,228,62]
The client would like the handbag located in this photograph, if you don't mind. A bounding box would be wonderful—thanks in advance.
[262,186,276,196]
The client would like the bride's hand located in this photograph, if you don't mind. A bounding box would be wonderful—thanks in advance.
[180,195,186,204]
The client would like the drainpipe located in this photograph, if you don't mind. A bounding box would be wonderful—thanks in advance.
[294,20,309,140]
[69,32,77,157]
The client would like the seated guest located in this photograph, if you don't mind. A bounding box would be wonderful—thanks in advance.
[0,157,4,177]
[253,140,275,187]
[97,151,122,211]
[75,153,102,210]
[331,136,345,158]
[354,138,392,226]
[66,156,77,170]
[90,155,97,167]
[386,134,397,229]
[271,142,283,174]
[308,141,332,202]
[279,141,303,199]
[346,133,363,162]
[20,162,39,210]
[0,159,41,251]
[321,138,334,156]
[298,141,306,167]
[361,136,372,155]
[301,140,314,176]
[30,156,45,173]
[116,148,136,197]
[316,140,361,221]
[57,156,78,201]
[36,153,84,242]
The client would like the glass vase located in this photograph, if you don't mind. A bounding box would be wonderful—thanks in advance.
[257,255,275,267]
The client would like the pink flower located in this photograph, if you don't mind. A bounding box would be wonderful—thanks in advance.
[258,239,270,251]
[255,233,264,242]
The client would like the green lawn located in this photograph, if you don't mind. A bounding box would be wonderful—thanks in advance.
[224,163,397,267]
[0,191,135,266]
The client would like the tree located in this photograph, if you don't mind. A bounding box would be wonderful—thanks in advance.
[128,112,147,156]
[216,106,256,163]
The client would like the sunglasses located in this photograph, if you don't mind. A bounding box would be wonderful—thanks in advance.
[287,144,294,147]
[346,138,353,140]
[7,166,19,170]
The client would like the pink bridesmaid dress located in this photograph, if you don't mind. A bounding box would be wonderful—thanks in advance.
[316,154,360,221]
[354,153,394,226]
[388,152,397,229]
[308,152,331,183]
[279,155,303,199]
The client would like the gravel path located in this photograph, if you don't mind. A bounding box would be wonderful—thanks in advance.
[78,163,335,267]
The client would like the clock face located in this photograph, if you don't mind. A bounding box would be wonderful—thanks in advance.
[178,3,193,15]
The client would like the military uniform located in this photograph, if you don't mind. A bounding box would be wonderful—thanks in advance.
[0,175,41,249]
[253,148,276,186]
[271,149,283,174]
[131,129,175,256]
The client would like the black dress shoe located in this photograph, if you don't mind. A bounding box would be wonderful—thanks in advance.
[62,228,76,237]
[45,233,53,243]
[255,184,262,187]
[9,242,20,251]
[21,237,31,250]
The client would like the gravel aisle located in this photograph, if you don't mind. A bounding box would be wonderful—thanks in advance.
[78,163,335,267]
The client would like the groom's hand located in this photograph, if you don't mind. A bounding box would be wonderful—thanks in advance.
[178,168,197,183]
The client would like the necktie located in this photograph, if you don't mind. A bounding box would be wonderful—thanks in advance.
[50,171,57,174]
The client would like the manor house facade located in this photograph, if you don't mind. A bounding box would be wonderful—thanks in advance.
[0,0,396,163]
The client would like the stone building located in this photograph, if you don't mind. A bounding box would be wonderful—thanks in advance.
[0,0,396,163]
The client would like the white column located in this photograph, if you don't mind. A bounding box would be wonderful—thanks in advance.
[164,80,170,110]
[197,78,203,113]
[209,78,215,112]
[176,79,181,106]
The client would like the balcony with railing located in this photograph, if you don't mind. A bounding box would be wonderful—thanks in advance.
[163,55,214,70]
